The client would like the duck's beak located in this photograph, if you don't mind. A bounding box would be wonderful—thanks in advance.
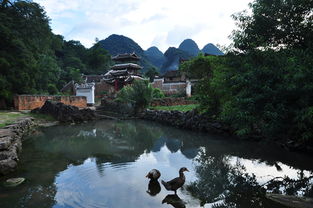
[145,174,149,178]
[186,168,189,172]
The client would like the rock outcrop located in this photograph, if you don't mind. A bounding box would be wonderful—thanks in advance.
[33,100,96,123]
[0,118,34,175]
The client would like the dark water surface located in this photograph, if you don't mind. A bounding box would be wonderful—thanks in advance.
[0,120,312,208]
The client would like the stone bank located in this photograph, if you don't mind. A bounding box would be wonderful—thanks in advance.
[0,118,34,175]
[143,109,232,135]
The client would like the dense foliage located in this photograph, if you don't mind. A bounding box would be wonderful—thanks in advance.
[0,0,111,107]
[144,67,159,82]
[181,0,313,147]
[115,80,155,114]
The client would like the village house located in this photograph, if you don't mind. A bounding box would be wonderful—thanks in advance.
[152,70,194,97]
[61,52,144,100]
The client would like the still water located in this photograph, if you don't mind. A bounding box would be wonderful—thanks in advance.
[0,120,312,208]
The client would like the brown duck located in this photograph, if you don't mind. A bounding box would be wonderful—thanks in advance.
[146,169,161,180]
[161,167,189,194]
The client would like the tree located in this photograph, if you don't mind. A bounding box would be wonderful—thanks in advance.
[179,54,213,79]
[144,67,159,82]
[85,43,111,74]
[231,0,313,51]
[116,80,154,114]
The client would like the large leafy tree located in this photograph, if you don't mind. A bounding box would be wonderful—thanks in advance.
[0,0,55,106]
[0,1,111,107]
[232,0,313,51]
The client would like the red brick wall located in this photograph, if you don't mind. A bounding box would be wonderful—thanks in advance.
[14,95,87,110]
[94,82,115,98]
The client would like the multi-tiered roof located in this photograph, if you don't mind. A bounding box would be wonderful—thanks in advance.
[103,52,143,90]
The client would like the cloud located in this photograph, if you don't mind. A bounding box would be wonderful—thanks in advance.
[34,0,252,51]
[166,25,205,46]
[141,14,167,24]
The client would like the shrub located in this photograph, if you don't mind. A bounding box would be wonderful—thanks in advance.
[116,79,154,114]
[152,88,165,98]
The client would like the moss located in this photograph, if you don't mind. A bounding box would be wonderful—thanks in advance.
[149,104,199,112]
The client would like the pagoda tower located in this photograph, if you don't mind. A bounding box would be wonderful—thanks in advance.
[103,52,143,91]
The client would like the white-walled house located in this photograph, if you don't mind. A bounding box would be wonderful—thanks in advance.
[75,83,95,105]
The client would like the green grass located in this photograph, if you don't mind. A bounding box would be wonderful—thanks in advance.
[29,113,55,121]
[0,111,26,127]
[149,104,199,112]
[0,111,55,128]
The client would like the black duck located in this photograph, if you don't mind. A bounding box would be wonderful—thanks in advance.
[161,167,189,194]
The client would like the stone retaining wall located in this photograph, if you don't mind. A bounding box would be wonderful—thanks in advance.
[150,97,197,107]
[14,95,87,110]
[143,109,231,135]
[0,118,34,175]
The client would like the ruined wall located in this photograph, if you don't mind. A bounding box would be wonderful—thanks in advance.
[152,78,186,95]
[14,95,87,110]
[94,82,115,98]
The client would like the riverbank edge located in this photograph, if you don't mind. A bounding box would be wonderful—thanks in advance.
[142,109,233,136]
[0,115,60,176]
[0,117,35,175]
[142,109,313,154]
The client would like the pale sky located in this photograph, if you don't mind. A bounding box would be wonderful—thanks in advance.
[34,0,252,52]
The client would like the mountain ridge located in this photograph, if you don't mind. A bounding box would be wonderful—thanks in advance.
[97,34,224,74]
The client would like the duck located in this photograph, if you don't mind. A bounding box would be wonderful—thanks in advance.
[161,167,189,194]
[146,169,161,180]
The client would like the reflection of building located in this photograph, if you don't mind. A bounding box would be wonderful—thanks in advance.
[103,53,143,91]
[75,83,95,105]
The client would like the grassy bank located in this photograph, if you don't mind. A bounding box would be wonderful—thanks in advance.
[0,111,55,128]
[0,111,26,128]
[149,104,199,112]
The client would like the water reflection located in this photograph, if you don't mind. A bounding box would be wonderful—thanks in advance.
[147,180,161,196]
[162,194,186,208]
[0,120,312,208]
[187,148,313,207]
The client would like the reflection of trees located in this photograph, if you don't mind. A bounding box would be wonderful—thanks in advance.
[264,172,313,197]
[9,120,163,207]
[187,149,269,208]
[187,149,313,207]
[34,120,163,165]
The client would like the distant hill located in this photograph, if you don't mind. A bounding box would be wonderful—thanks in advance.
[97,34,224,74]
[201,43,224,56]
[144,46,165,69]
[98,34,143,56]
[97,34,154,72]
[160,47,192,74]
[178,39,200,56]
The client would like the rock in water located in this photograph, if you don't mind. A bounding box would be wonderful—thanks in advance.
[3,177,25,187]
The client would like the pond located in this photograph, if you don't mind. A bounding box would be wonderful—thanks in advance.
[0,120,312,208]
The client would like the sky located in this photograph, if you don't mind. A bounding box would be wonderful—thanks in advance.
[34,0,252,52]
